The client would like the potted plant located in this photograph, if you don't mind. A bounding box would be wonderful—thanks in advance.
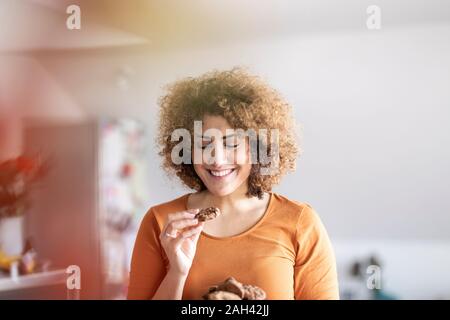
[0,155,48,256]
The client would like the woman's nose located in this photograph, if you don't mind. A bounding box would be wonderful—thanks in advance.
[210,142,227,166]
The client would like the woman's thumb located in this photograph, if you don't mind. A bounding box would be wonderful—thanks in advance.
[189,222,205,243]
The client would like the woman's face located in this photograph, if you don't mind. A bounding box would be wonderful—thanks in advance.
[193,115,252,197]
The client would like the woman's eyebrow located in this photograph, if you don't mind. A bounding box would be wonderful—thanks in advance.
[195,133,212,140]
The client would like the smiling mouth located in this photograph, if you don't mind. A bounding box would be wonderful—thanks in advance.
[207,168,236,178]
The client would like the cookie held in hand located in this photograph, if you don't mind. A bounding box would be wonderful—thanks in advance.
[203,277,266,300]
[203,290,242,300]
[213,277,245,298]
[195,207,221,222]
[243,284,266,300]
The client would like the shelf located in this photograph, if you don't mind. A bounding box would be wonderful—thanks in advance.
[0,269,66,292]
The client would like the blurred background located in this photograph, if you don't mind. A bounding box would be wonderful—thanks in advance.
[0,0,449,299]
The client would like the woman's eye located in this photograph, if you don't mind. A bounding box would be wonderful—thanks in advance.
[197,142,239,149]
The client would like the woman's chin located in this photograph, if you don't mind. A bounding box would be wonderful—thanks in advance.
[204,184,238,197]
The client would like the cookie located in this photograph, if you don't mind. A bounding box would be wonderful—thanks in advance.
[211,277,245,298]
[202,277,266,300]
[203,290,242,300]
[195,207,221,222]
[243,284,266,300]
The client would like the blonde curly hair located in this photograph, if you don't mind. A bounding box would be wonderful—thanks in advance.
[157,67,300,199]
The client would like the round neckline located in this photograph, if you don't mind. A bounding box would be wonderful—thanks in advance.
[184,192,274,240]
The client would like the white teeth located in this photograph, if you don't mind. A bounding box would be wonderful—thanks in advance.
[210,169,234,177]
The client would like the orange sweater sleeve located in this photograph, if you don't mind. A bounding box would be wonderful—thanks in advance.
[127,208,166,299]
[294,204,340,300]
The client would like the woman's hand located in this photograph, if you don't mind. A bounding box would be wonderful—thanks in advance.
[159,209,205,277]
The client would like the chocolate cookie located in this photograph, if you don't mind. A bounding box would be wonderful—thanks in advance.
[243,284,266,300]
[203,277,266,300]
[203,291,242,300]
[210,277,245,298]
[195,207,221,222]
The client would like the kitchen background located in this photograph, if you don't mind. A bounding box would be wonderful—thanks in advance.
[0,0,449,299]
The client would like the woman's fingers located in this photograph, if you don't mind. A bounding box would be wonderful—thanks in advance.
[167,209,199,223]
[172,218,199,230]
[162,209,200,238]
[172,223,204,249]
[181,223,204,239]
[165,218,199,237]
[187,222,205,241]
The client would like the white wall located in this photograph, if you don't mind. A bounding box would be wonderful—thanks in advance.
[334,240,450,299]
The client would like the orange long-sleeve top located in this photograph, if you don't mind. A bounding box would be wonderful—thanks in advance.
[127,192,339,300]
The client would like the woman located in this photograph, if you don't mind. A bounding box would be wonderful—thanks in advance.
[127,68,339,300]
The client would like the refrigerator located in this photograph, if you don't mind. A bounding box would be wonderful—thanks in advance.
[2,117,149,299]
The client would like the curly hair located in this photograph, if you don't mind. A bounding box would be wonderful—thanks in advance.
[157,67,300,199]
